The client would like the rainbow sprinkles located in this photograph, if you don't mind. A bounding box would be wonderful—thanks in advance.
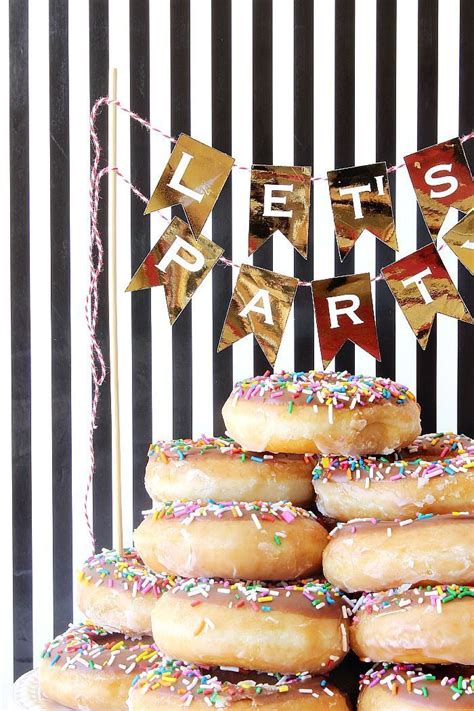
[230,370,416,414]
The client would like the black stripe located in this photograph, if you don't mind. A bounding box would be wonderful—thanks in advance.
[458,0,474,437]
[170,0,192,437]
[89,0,112,550]
[211,0,233,433]
[375,0,396,381]
[49,0,73,634]
[10,0,33,679]
[294,0,314,372]
[416,0,438,433]
[252,0,272,375]
[334,0,355,374]
[130,1,152,526]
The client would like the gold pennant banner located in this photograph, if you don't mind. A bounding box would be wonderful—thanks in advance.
[382,242,474,349]
[404,137,474,242]
[327,162,398,261]
[248,165,312,258]
[218,263,298,366]
[443,210,474,275]
[311,273,380,368]
[145,134,234,238]
[126,216,224,324]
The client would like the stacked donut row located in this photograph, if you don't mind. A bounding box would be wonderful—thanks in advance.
[37,370,474,709]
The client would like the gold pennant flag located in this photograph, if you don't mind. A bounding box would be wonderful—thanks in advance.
[145,134,234,237]
[382,242,474,349]
[248,165,311,258]
[404,137,474,242]
[218,263,298,366]
[126,216,223,324]
[327,162,397,261]
[311,273,381,368]
[443,209,474,275]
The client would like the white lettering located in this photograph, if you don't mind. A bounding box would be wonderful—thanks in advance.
[156,236,205,273]
[401,267,433,304]
[167,152,205,203]
[327,295,363,329]
[339,184,372,219]
[424,164,459,199]
[263,184,294,218]
[239,289,274,325]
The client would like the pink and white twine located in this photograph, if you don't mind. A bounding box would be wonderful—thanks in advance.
[86,95,473,549]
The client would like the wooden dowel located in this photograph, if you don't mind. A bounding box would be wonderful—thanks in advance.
[108,68,123,554]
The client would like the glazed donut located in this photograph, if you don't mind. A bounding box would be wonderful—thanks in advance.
[77,548,178,636]
[350,584,474,665]
[313,433,474,521]
[134,500,327,581]
[222,371,420,456]
[358,663,474,710]
[38,623,160,710]
[151,578,353,674]
[323,512,474,593]
[146,436,315,506]
[128,661,351,710]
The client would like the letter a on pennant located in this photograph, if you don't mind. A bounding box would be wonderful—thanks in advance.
[327,162,398,261]
[218,263,299,367]
[126,216,224,324]
[382,242,474,349]
[311,273,380,368]
[145,134,234,238]
[248,165,312,258]
[404,137,474,242]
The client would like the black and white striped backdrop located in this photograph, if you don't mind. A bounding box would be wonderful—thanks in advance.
[2,0,473,701]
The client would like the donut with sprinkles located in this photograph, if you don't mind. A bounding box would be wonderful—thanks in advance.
[76,548,179,636]
[350,584,474,666]
[151,577,354,675]
[222,370,420,456]
[323,512,474,593]
[134,500,328,581]
[358,663,474,710]
[128,660,351,710]
[38,623,160,710]
[145,436,315,506]
[313,433,474,521]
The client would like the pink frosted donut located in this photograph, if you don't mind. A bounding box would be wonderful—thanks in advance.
[222,371,420,456]
[313,433,474,521]
[38,624,160,710]
[134,500,328,580]
[77,548,178,636]
[358,663,474,709]
[146,436,315,505]
[128,660,351,710]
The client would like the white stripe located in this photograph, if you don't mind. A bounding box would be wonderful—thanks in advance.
[354,0,377,376]
[29,0,54,661]
[109,0,133,548]
[150,2,173,442]
[395,0,418,394]
[436,0,460,433]
[231,0,254,383]
[272,0,295,373]
[313,0,335,369]
[69,0,92,619]
[0,0,13,696]
[190,0,214,437]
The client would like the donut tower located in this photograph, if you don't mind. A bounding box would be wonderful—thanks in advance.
[37,370,474,710]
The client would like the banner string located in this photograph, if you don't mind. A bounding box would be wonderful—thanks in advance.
[86,95,471,549]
